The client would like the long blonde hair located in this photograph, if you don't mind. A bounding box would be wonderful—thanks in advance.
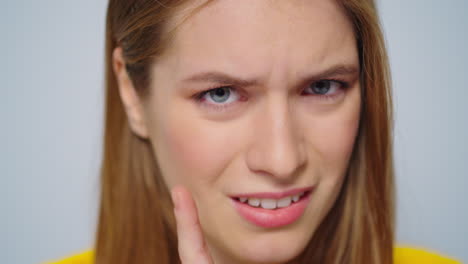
[96,0,394,263]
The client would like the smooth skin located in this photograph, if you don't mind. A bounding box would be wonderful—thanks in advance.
[113,0,361,263]
[172,186,214,264]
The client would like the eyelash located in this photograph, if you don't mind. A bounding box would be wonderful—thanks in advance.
[194,79,350,112]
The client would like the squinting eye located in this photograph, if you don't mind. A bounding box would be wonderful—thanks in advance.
[199,86,240,105]
[305,80,344,95]
[195,79,348,112]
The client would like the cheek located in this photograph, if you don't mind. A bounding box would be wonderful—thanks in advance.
[301,92,361,225]
[315,113,359,165]
[305,92,361,176]
[153,113,236,192]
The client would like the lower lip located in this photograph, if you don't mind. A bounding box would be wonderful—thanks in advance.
[231,192,311,228]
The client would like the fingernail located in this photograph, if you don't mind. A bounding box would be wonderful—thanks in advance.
[171,188,180,211]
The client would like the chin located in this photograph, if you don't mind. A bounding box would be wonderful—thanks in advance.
[227,231,311,264]
[235,244,305,263]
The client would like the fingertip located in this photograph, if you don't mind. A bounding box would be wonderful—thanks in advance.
[171,186,183,211]
[170,187,212,263]
[171,186,191,212]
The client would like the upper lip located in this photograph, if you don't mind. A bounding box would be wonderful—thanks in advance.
[230,186,313,199]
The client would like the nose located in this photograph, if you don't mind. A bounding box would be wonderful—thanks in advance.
[246,95,307,183]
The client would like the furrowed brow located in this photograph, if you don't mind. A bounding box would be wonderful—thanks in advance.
[294,64,360,89]
[182,71,259,87]
[307,64,359,80]
[181,64,359,87]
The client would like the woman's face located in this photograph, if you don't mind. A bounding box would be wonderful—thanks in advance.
[142,0,360,263]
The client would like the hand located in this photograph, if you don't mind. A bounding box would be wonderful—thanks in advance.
[171,186,214,264]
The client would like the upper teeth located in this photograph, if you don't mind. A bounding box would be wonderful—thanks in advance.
[238,192,305,210]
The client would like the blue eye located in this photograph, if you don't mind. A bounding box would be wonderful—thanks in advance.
[208,87,231,103]
[305,80,345,95]
[195,79,348,112]
[198,86,240,106]
[311,80,331,94]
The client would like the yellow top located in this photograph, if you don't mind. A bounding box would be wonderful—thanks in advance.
[46,247,462,264]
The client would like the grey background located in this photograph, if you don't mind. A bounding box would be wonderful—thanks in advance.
[2,0,467,263]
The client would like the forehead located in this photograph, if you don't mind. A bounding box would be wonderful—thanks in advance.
[159,0,357,80]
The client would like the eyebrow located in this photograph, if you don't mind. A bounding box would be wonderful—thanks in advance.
[181,64,360,87]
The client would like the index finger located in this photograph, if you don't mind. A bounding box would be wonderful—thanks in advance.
[171,186,214,264]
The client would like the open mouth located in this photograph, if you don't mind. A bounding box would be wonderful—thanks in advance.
[230,188,313,228]
[232,191,311,210]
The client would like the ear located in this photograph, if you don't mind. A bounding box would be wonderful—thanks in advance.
[112,47,149,139]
